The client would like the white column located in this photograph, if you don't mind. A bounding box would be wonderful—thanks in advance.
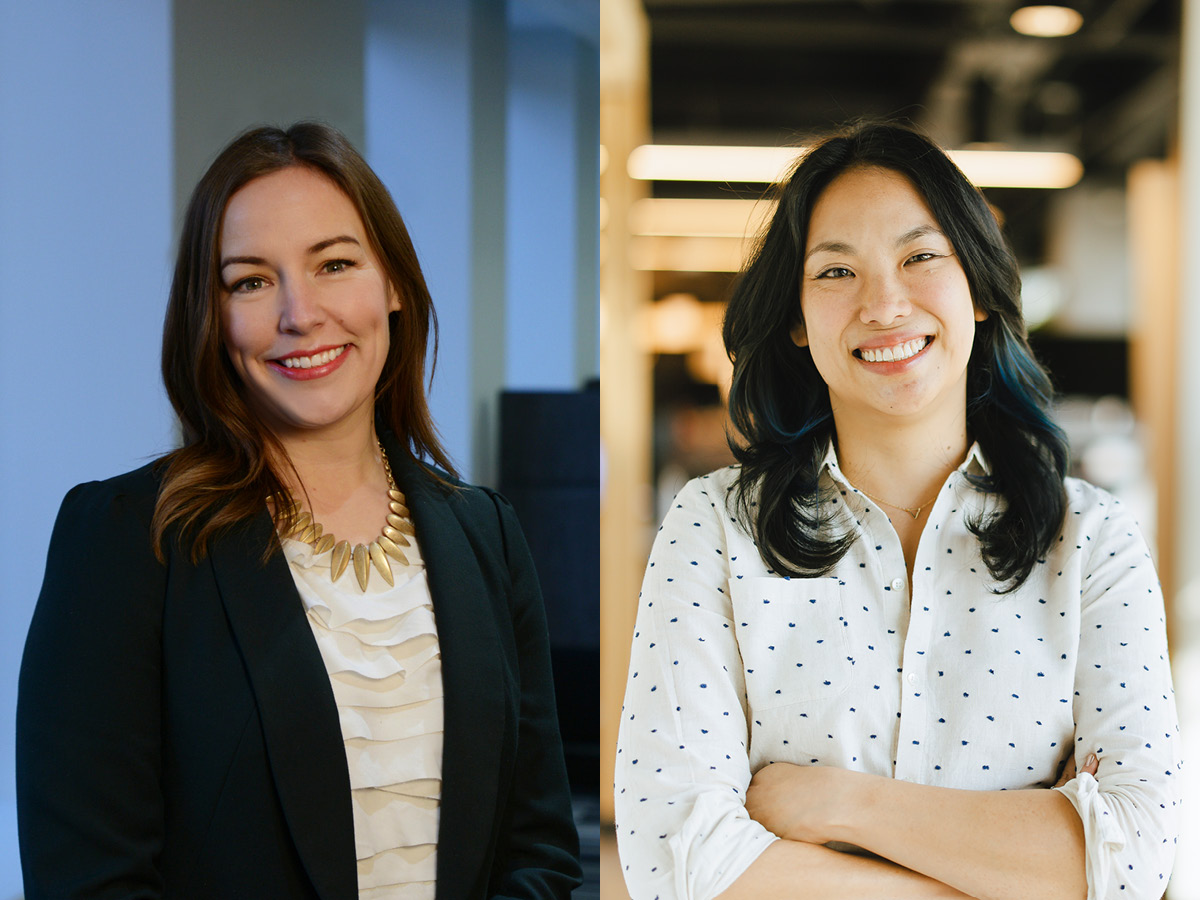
[365,0,507,485]
[505,24,600,390]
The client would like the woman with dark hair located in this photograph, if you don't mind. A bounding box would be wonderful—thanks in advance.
[18,122,580,899]
[615,123,1178,900]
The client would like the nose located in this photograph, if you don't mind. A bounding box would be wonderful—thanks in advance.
[277,276,324,333]
[858,271,911,326]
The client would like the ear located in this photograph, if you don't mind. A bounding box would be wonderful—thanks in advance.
[790,320,808,347]
[388,285,402,313]
[974,304,988,323]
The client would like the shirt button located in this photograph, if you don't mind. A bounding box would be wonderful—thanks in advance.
[891,577,905,592]
[906,672,918,685]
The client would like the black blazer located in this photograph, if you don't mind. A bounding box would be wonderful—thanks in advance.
[17,433,581,899]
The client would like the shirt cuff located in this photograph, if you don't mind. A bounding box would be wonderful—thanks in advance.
[664,790,780,900]
[1053,772,1126,900]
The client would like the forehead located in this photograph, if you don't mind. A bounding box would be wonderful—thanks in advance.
[806,166,940,244]
[220,165,364,249]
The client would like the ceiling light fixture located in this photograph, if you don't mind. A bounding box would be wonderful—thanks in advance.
[1009,5,1084,37]
[627,144,796,184]
[627,144,1083,189]
[629,198,774,237]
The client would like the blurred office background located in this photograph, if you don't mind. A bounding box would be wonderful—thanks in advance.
[599,0,1200,896]
[0,0,599,895]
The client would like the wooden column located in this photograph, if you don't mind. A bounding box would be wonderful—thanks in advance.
[599,0,652,825]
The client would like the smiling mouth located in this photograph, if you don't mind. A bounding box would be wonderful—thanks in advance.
[274,345,348,369]
[854,336,932,363]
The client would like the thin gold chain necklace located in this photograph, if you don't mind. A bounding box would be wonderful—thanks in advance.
[853,483,940,520]
[276,441,415,591]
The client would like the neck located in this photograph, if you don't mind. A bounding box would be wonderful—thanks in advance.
[272,422,388,502]
[831,406,970,511]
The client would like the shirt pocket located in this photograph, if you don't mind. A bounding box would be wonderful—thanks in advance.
[730,576,853,711]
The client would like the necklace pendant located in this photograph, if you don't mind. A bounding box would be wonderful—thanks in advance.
[907,507,922,519]
[352,543,371,590]
[378,534,409,565]
[330,541,352,581]
[382,524,410,547]
[368,541,395,586]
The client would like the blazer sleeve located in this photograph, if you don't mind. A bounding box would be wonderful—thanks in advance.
[17,478,167,899]
[486,492,583,900]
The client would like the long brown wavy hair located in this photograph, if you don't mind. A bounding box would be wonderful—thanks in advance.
[152,122,458,562]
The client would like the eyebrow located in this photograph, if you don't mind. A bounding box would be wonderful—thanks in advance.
[804,224,946,264]
[219,235,362,271]
[308,235,361,254]
[895,224,945,246]
[804,240,854,263]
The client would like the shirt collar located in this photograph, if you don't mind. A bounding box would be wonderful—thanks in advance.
[819,439,992,486]
[963,441,991,475]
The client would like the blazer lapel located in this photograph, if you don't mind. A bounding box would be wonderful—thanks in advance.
[388,445,510,900]
[209,513,358,900]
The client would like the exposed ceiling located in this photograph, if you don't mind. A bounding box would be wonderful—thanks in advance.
[636,0,1178,404]
[645,0,1179,180]
[640,0,1179,295]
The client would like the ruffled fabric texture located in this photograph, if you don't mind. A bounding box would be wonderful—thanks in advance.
[282,530,442,900]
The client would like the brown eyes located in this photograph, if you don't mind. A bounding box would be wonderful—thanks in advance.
[813,253,941,281]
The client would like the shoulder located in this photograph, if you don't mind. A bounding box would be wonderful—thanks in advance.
[657,464,743,538]
[55,459,163,536]
[1061,476,1145,535]
[36,462,169,632]
[1060,476,1156,581]
[673,464,742,508]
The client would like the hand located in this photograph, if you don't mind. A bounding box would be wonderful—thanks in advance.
[745,762,859,845]
[1053,752,1099,788]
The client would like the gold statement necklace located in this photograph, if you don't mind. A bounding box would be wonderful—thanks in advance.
[276,441,415,591]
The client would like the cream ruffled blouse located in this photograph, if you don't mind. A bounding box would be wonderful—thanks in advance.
[280,528,442,900]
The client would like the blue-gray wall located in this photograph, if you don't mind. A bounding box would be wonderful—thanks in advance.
[0,0,597,891]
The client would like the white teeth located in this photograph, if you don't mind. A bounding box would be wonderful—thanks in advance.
[861,338,928,363]
[280,344,347,369]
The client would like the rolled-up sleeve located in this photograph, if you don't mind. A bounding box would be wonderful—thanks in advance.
[1053,493,1182,900]
[615,476,777,900]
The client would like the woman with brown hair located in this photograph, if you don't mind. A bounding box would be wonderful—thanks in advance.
[17,122,580,900]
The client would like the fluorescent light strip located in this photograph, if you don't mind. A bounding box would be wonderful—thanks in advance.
[627,144,1083,189]
[628,145,795,184]
[954,149,1083,189]
[629,198,775,237]
[629,235,746,272]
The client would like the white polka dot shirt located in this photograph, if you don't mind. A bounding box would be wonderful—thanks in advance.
[615,445,1181,900]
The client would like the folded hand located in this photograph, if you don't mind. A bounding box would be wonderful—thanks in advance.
[745,761,854,844]
[1053,752,1099,788]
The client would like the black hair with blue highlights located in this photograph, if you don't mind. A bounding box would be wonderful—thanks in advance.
[722,121,1068,592]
